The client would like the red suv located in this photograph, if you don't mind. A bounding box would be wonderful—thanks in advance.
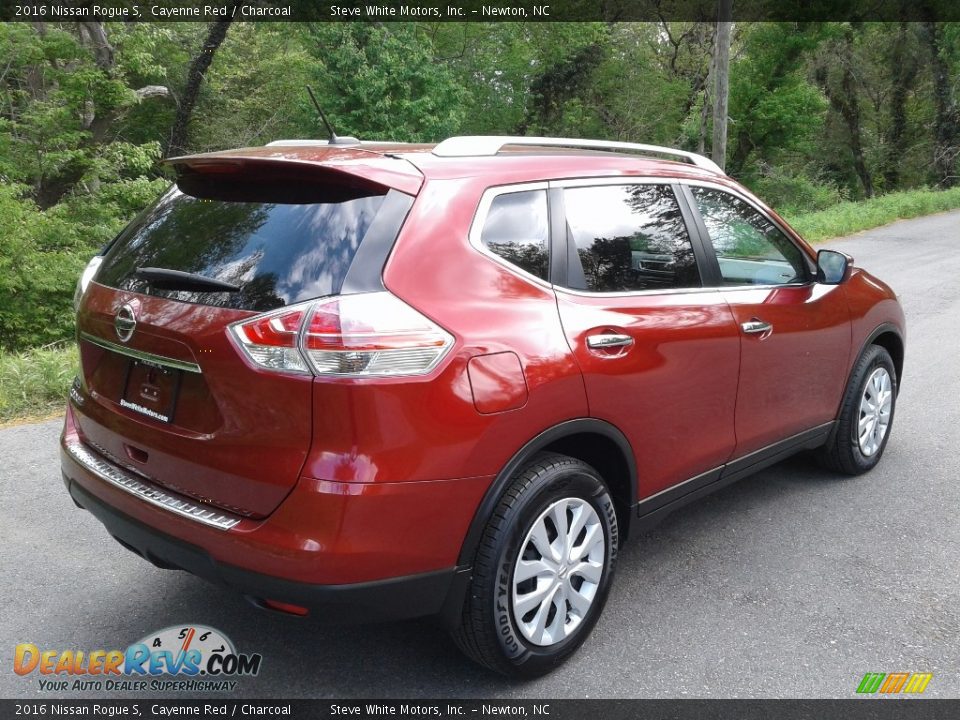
[62,136,905,677]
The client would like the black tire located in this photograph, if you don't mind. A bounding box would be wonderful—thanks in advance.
[820,344,898,475]
[451,452,619,678]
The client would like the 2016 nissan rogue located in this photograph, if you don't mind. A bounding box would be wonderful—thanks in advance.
[62,136,905,677]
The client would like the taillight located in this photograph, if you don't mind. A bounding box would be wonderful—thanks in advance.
[230,305,311,374]
[229,292,453,377]
[304,293,453,376]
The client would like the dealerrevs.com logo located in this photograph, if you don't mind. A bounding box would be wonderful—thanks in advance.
[14,625,262,692]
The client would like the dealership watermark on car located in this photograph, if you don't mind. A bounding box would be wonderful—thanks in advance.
[13,625,262,692]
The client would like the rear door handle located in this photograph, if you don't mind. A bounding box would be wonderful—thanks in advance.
[586,334,634,349]
[741,320,773,335]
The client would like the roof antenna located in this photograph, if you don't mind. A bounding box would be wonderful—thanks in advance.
[306,86,359,146]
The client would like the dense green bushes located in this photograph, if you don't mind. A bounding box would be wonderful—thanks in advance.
[0,178,166,350]
[751,172,846,216]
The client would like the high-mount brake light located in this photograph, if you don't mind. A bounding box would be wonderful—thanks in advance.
[229,293,453,377]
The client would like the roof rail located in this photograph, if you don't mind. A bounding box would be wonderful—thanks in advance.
[265,139,408,147]
[266,139,349,147]
[431,135,725,174]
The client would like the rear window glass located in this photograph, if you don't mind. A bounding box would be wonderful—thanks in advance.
[95,184,386,312]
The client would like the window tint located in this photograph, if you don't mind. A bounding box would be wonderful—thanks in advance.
[95,185,388,312]
[690,187,809,286]
[479,190,549,281]
[563,184,700,292]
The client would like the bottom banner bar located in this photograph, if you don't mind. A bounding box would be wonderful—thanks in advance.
[2,699,958,720]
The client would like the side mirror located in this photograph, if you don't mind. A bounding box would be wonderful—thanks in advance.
[817,249,852,285]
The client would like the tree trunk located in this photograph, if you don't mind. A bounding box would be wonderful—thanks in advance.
[920,21,959,188]
[884,21,916,189]
[814,27,874,198]
[841,63,874,198]
[77,22,114,72]
[711,0,732,171]
[166,13,237,157]
[698,25,716,156]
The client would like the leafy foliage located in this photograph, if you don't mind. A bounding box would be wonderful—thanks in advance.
[1,19,959,355]
[305,24,466,142]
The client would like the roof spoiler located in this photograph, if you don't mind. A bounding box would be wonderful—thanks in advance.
[163,151,423,196]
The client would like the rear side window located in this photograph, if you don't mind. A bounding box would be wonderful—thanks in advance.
[95,184,389,312]
[563,184,700,292]
[479,190,550,281]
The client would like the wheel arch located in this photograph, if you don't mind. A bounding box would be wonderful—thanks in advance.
[456,418,638,569]
[825,322,904,452]
[849,323,904,395]
[869,327,904,391]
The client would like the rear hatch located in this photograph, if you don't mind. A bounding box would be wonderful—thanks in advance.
[72,151,419,518]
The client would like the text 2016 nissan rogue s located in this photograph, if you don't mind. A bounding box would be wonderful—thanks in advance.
[62,136,905,677]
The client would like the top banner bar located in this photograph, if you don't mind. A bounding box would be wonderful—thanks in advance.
[3,0,960,23]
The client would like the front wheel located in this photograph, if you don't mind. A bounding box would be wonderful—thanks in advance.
[820,344,898,475]
[451,453,619,678]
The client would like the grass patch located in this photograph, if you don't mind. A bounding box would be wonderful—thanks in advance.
[0,343,76,425]
[785,186,960,243]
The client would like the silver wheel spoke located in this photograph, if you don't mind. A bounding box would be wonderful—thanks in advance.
[566,504,588,561]
[530,583,561,644]
[528,520,561,564]
[543,586,566,643]
[570,558,603,584]
[514,558,555,584]
[571,523,603,563]
[514,579,554,616]
[550,501,570,559]
[567,586,593,618]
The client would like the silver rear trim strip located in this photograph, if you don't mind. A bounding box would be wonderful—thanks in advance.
[65,440,240,530]
[79,332,202,374]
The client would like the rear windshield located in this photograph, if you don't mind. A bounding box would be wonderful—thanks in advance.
[95,184,387,311]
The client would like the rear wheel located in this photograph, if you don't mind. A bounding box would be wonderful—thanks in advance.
[820,344,897,475]
[452,453,618,677]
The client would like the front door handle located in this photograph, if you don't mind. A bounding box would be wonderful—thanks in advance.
[741,319,773,335]
[586,334,634,349]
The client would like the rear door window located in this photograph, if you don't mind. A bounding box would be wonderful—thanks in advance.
[562,184,701,292]
[95,185,388,312]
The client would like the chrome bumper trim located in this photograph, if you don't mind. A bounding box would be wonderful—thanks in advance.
[65,440,240,530]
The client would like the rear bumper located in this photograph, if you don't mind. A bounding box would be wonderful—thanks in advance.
[65,477,457,623]
[60,403,488,624]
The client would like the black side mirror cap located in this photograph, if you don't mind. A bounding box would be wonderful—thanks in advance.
[817,249,853,285]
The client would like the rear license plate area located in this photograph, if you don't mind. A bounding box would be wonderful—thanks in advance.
[120,359,182,424]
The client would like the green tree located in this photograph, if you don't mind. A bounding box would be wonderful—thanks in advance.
[725,23,828,180]
[305,24,465,142]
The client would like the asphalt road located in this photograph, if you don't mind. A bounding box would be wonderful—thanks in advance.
[2,212,959,699]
